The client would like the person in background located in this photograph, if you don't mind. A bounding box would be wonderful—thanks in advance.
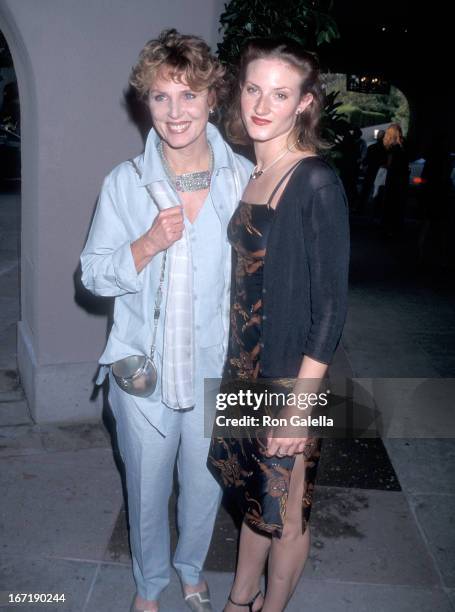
[352,126,367,175]
[337,126,360,207]
[360,129,386,210]
[382,123,409,236]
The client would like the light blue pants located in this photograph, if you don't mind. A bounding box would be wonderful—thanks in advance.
[108,346,222,600]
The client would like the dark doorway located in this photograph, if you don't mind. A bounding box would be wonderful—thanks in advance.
[0,30,25,423]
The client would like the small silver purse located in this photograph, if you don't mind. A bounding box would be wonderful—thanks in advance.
[111,158,166,398]
[112,354,158,398]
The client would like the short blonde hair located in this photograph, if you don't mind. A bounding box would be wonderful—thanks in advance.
[129,29,226,106]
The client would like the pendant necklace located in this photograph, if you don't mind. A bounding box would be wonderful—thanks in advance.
[250,142,298,180]
[251,148,290,180]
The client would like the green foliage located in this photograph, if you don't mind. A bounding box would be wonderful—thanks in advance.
[323,73,410,133]
[320,90,351,165]
[336,104,391,128]
[320,91,350,142]
[217,0,340,65]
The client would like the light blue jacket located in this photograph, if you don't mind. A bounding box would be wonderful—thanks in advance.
[80,123,252,386]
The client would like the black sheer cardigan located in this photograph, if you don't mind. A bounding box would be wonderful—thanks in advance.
[259,156,350,377]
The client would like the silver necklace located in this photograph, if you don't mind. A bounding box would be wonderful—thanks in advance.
[251,143,296,180]
[158,140,214,192]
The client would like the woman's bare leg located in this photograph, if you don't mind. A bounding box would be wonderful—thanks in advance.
[262,454,310,612]
[133,595,159,611]
[224,522,269,611]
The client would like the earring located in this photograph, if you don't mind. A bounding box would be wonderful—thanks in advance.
[296,109,302,115]
[209,108,215,115]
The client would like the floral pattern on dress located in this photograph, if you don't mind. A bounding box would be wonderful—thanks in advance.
[208,202,322,538]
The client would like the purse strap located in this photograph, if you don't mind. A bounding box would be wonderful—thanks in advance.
[129,158,167,360]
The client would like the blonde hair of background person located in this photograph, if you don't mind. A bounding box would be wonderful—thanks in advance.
[383,122,404,149]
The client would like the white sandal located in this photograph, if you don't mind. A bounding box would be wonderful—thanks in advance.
[184,588,212,612]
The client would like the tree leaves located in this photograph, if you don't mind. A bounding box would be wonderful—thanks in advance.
[218,0,340,64]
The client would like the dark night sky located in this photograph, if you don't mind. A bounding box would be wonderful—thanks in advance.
[321,0,451,79]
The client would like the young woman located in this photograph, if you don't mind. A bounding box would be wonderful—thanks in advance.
[81,30,252,612]
[208,38,350,612]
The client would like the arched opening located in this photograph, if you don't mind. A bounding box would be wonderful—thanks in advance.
[0,28,23,418]
[323,72,410,136]
[322,72,425,223]
[0,0,41,422]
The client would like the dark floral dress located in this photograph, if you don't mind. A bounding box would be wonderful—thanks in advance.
[208,201,321,538]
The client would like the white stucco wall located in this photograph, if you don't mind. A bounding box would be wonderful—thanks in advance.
[0,0,225,421]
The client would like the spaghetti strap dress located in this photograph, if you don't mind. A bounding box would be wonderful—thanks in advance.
[208,164,322,538]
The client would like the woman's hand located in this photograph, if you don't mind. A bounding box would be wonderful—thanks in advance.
[131,206,184,273]
[264,355,327,458]
[143,206,184,255]
[265,436,309,457]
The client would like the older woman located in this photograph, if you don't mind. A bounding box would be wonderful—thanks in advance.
[81,30,252,612]
[208,38,349,612]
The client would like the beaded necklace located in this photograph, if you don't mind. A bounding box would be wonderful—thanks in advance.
[158,140,214,192]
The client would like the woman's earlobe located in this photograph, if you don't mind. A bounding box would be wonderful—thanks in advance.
[296,94,313,115]
[303,93,314,110]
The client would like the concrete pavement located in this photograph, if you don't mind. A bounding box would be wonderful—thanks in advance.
[1,192,454,611]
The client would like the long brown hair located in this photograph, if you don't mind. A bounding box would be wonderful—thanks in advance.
[225,37,326,152]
